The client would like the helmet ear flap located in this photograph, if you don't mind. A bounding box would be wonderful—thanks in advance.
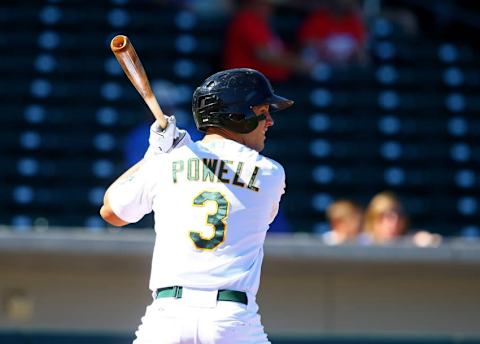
[198,94,220,112]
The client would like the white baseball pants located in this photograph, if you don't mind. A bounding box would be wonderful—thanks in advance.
[133,288,270,344]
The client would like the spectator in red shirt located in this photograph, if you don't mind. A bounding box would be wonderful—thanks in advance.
[298,0,368,66]
[223,0,310,82]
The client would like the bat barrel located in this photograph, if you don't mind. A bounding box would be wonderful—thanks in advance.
[111,35,129,52]
[110,34,167,128]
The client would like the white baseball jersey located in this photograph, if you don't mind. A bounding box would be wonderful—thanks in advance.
[109,138,285,296]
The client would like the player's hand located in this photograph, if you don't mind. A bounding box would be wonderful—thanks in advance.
[148,115,191,154]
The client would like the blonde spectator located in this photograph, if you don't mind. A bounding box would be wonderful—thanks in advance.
[364,191,407,244]
[323,199,365,245]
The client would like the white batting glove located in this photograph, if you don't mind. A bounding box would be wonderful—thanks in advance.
[145,115,191,157]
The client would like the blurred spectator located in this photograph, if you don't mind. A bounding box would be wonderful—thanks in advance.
[187,0,234,18]
[123,80,202,167]
[123,110,200,167]
[297,0,368,66]
[323,199,368,245]
[379,7,419,36]
[223,0,311,82]
[363,191,407,244]
[268,206,292,234]
[412,229,442,248]
[123,118,151,168]
[364,191,442,246]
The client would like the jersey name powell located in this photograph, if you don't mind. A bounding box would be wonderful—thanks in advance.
[172,158,260,192]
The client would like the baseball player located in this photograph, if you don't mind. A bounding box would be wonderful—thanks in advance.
[100,68,293,343]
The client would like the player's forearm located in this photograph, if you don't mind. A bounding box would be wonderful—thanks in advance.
[100,195,129,226]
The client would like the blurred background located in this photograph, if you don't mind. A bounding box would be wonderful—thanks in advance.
[1,0,480,343]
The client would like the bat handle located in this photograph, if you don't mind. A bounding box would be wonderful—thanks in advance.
[145,95,168,129]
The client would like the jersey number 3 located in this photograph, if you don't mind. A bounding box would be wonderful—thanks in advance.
[190,191,229,250]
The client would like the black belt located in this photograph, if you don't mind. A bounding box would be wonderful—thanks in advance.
[155,286,248,305]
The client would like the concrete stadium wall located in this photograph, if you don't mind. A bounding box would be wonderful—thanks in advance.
[0,229,479,338]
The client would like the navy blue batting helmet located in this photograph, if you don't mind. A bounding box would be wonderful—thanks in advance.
[192,68,294,134]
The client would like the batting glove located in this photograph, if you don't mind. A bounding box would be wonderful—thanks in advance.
[146,115,191,156]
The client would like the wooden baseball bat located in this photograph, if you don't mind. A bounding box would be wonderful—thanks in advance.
[110,35,168,129]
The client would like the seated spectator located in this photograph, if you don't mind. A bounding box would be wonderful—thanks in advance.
[364,191,442,246]
[323,199,368,245]
[187,0,234,18]
[380,7,419,36]
[123,80,202,167]
[411,229,442,247]
[223,0,311,82]
[363,191,407,244]
[297,0,368,66]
